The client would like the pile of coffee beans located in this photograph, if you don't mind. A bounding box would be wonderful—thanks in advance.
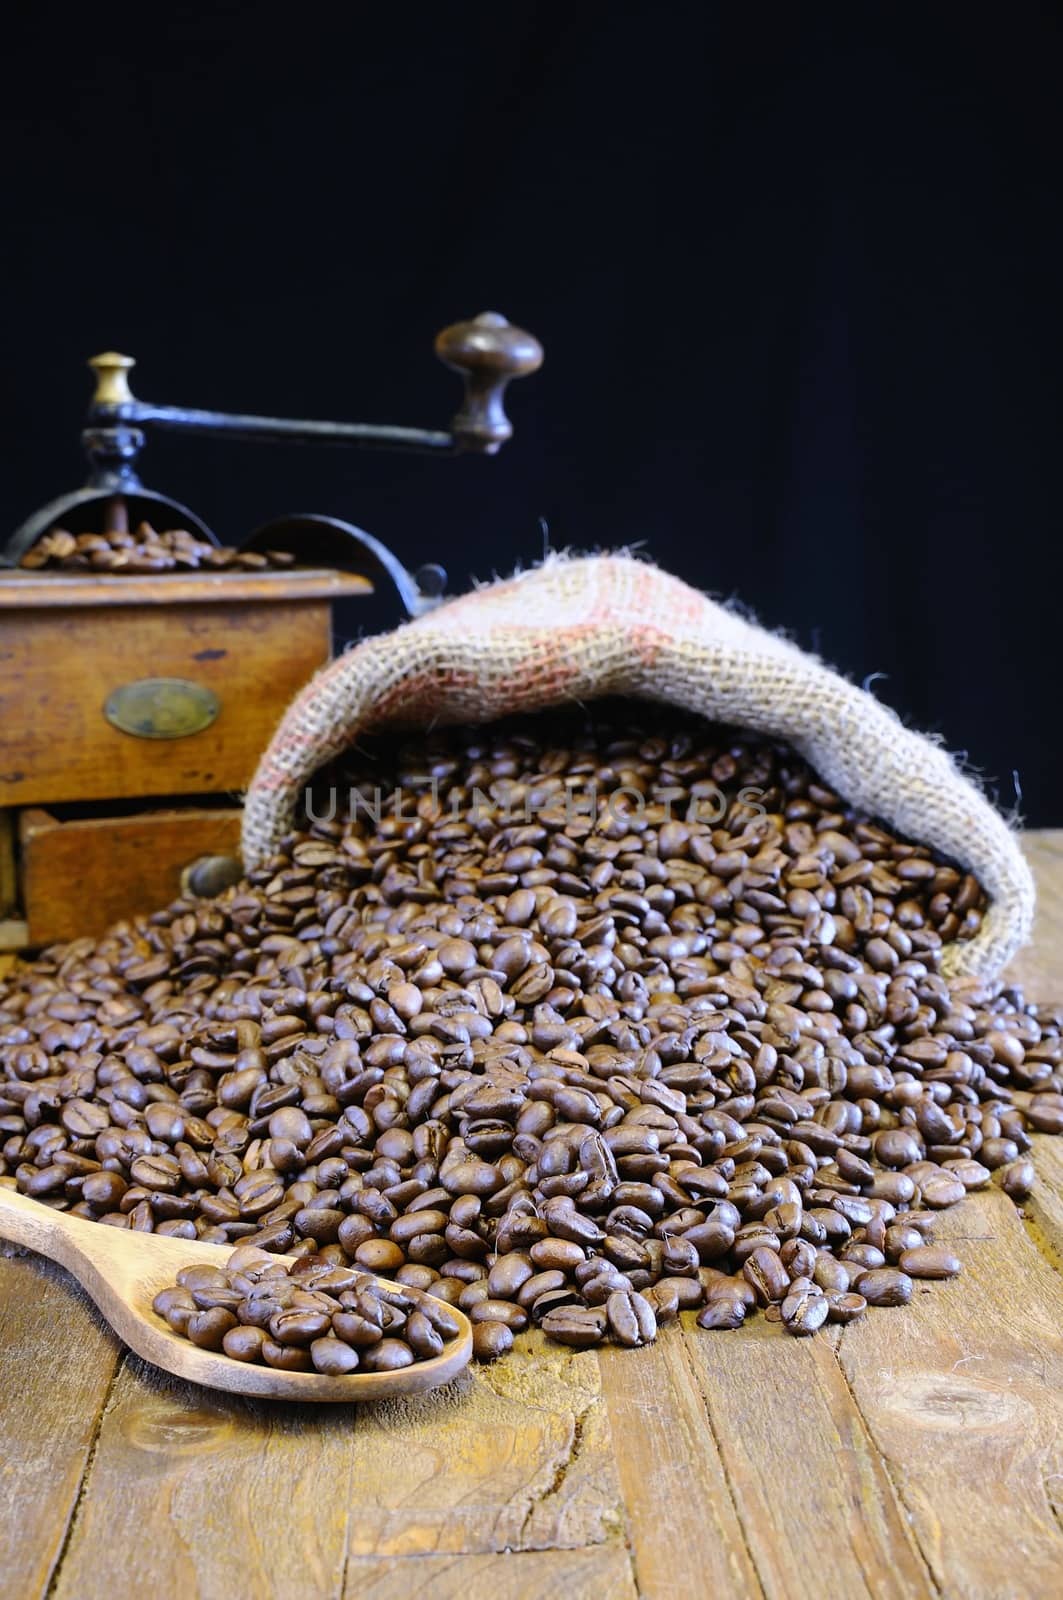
[19,521,294,574]
[1,704,1060,1364]
[153,1245,462,1373]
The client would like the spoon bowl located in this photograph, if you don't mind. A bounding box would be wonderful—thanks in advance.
[0,1184,472,1401]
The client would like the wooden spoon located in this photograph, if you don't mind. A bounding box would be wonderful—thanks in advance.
[0,1184,472,1401]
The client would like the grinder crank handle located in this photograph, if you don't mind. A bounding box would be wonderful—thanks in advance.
[435,312,543,454]
[85,315,542,456]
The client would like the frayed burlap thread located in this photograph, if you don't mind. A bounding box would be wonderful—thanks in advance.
[242,554,1034,978]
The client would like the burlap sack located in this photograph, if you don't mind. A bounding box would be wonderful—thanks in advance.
[243,553,1034,978]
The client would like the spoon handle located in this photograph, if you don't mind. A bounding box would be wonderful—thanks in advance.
[0,1185,86,1272]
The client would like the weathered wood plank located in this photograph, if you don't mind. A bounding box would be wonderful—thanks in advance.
[342,1336,623,1558]
[680,1315,933,1600]
[1025,1135,1063,1270]
[52,1356,355,1600]
[51,1335,625,1597]
[1009,830,1063,999]
[836,1182,1063,1598]
[599,1334,763,1599]
[0,568,373,609]
[341,1545,638,1599]
[0,1252,120,1600]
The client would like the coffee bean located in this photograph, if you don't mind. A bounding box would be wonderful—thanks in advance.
[473,1320,515,1361]
[469,1299,528,1332]
[187,1307,238,1350]
[743,1246,790,1305]
[262,1339,313,1371]
[825,1291,867,1325]
[999,1158,1036,1201]
[361,1339,416,1372]
[855,1268,914,1307]
[268,1308,336,1346]
[310,1337,361,1375]
[540,1306,607,1347]
[222,1325,268,1362]
[697,1299,746,1330]
[897,1246,961,1280]
[780,1281,829,1336]
[152,1285,196,1333]
[919,1173,967,1209]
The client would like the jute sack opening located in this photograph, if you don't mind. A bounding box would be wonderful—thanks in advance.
[243,553,1034,978]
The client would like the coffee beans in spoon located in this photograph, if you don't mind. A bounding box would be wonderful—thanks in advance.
[1,703,1060,1365]
[152,1246,463,1373]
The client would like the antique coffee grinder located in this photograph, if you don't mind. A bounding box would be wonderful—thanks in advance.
[0,312,543,948]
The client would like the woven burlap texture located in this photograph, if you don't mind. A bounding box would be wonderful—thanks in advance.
[242,553,1034,978]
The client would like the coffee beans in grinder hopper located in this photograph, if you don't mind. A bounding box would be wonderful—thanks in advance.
[1,702,1061,1372]
[19,520,295,574]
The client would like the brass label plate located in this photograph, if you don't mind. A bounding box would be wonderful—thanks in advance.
[104,677,220,740]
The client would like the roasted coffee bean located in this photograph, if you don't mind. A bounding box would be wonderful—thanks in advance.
[697,1298,746,1330]
[855,1268,914,1307]
[222,1325,268,1362]
[2,704,1059,1374]
[825,1291,868,1325]
[469,1299,528,1332]
[473,1320,515,1362]
[540,1306,607,1347]
[152,1285,197,1333]
[897,1246,962,1280]
[644,1281,680,1322]
[999,1158,1036,1201]
[361,1339,416,1372]
[780,1281,829,1337]
[919,1173,967,1209]
[262,1339,313,1371]
[743,1246,790,1305]
[332,1311,384,1348]
[405,1310,445,1358]
[604,1288,648,1347]
[187,1307,238,1350]
[268,1308,333,1346]
[310,1337,361,1375]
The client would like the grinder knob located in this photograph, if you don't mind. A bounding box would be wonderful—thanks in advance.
[88,352,136,409]
[435,312,543,454]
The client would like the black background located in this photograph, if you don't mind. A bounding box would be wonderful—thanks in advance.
[3,6,1061,819]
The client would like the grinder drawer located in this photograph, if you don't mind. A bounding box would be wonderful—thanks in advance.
[18,805,243,947]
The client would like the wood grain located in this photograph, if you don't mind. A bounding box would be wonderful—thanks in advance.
[599,1334,763,1598]
[0,1251,121,1599]
[835,1183,1063,1597]
[0,568,373,609]
[18,805,243,946]
[52,1357,356,1600]
[52,1340,627,1597]
[340,1546,637,1599]
[1025,1135,1063,1270]
[342,1336,624,1557]
[0,598,334,806]
[680,1317,933,1600]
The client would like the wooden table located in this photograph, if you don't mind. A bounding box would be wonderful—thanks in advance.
[2,834,1062,1600]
